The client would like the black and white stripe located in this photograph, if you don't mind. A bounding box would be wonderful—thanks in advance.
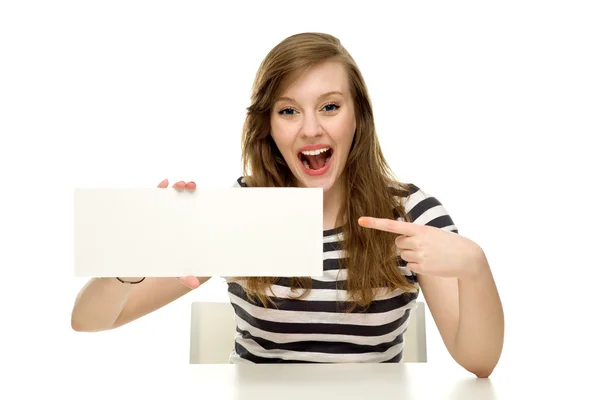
[225,176,458,363]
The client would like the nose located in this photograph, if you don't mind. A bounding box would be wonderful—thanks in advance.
[300,111,323,138]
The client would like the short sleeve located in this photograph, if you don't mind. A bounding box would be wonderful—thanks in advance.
[400,184,458,234]
[233,176,248,188]
[397,184,458,285]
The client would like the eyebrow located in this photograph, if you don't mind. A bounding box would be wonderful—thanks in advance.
[276,91,344,103]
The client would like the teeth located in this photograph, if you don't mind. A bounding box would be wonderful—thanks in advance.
[303,160,311,169]
[301,148,330,156]
[325,156,330,164]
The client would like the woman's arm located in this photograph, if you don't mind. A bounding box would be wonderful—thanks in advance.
[418,248,504,378]
[71,276,209,332]
[71,178,209,332]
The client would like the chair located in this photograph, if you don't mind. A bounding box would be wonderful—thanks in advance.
[189,300,427,364]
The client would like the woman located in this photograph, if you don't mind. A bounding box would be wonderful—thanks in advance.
[71,32,504,377]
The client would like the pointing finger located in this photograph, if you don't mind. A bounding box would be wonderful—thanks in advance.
[358,217,420,236]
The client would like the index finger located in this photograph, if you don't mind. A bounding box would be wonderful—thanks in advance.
[358,217,419,236]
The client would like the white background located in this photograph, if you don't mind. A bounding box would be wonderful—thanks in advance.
[1,0,599,397]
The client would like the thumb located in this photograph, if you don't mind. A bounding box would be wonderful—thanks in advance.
[177,276,200,289]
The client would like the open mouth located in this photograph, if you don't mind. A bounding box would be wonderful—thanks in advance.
[297,147,333,175]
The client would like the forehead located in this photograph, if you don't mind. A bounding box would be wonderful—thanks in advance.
[279,61,350,100]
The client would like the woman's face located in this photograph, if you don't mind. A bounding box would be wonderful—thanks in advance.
[270,61,356,193]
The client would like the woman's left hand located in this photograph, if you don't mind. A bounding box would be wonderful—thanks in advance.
[358,217,485,279]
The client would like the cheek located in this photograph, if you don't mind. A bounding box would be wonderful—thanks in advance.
[327,115,356,148]
[270,127,295,159]
[269,119,286,146]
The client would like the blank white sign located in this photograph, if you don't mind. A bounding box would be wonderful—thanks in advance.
[74,187,323,277]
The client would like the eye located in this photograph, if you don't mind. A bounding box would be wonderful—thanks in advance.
[278,108,297,117]
[322,103,340,113]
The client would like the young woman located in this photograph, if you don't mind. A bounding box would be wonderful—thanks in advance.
[71,32,504,377]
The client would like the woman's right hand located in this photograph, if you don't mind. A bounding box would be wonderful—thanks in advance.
[158,178,202,290]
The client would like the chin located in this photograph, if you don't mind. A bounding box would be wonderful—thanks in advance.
[293,166,340,193]
[302,177,337,192]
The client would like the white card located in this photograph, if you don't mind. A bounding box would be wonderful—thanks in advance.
[74,187,323,277]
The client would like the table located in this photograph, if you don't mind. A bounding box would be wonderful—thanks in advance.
[49,362,594,399]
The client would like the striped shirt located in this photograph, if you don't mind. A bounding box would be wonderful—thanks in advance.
[226,176,458,363]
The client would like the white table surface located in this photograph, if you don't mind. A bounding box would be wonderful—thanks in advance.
[45,362,594,399]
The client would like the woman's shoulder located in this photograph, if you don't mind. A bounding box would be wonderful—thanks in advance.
[387,180,420,198]
[389,180,458,233]
[233,176,249,187]
[388,179,440,204]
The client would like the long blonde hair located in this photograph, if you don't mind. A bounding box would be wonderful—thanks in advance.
[233,32,417,311]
